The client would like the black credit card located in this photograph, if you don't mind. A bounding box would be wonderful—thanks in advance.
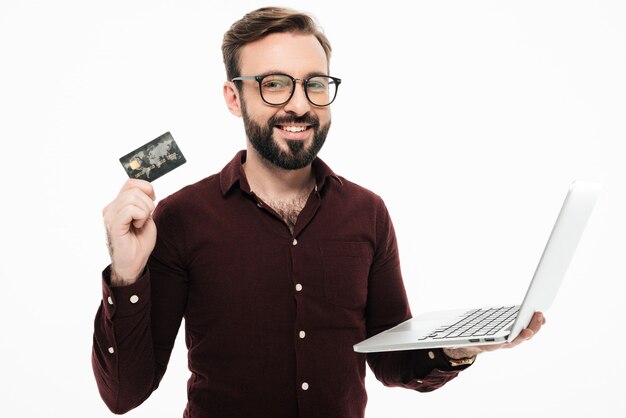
[119,132,186,182]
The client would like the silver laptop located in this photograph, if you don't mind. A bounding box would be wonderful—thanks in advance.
[354,180,601,353]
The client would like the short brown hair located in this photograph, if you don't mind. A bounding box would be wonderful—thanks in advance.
[222,7,332,81]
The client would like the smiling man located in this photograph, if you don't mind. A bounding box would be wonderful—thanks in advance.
[92,7,544,418]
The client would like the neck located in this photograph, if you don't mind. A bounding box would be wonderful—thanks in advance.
[244,147,315,200]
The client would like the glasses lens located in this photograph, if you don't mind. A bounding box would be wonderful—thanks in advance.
[306,76,338,106]
[260,74,293,105]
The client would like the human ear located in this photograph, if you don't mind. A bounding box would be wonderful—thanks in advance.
[223,81,242,117]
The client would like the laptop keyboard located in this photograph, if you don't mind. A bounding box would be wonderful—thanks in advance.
[418,306,520,340]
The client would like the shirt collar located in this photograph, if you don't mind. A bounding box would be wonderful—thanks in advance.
[219,150,343,196]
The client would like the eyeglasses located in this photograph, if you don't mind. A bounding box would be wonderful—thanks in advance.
[231,73,342,107]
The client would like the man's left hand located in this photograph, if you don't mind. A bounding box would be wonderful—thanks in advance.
[442,311,546,360]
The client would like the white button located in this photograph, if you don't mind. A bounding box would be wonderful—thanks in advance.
[301,382,309,391]
[108,347,115,354]
[295,284,303,292]
[292,238,298,246]
[130,295,139,304]
[299,331,306,339]
[107,296,113,305]
[415,379,424,384]
[257,202,262,208]
[428,351,435,360]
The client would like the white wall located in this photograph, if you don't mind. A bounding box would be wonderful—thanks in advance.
[1,0,624,417]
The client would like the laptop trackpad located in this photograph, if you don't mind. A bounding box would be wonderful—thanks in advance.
[387,309,471,334]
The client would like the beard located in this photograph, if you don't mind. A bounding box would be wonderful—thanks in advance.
[241,99,330,170]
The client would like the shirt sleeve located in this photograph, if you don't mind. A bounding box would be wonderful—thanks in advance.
[365,197,472,392]
[91,200,188,413]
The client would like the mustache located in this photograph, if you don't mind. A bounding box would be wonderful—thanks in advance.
[269,113,320,128]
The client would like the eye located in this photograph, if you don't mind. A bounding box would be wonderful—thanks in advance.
[307,77,330,92]
[262,76,291,90]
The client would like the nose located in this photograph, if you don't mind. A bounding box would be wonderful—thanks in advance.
[283,79,311,116]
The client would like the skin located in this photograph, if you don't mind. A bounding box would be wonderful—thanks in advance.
[103,178,156,285]
[442,312,545,360]
[102,31,544,360]
[223,32,330,202]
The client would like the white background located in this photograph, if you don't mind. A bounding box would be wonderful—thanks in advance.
[1,0,624,417]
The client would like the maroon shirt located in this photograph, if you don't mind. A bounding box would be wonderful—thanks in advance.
[92,151,467,417]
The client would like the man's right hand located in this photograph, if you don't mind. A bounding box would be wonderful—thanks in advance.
[103,179,157,286]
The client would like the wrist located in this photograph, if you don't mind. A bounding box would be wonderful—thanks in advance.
[442,347,478,360]
[110,267,139,287]
[441,348,477,367]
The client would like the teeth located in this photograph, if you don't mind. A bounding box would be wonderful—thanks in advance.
[281,126,307,132]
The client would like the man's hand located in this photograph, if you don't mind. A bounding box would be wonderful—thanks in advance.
[103,179,157,286]
[443,311,546,360]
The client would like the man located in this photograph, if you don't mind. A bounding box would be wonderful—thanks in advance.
[92,7,544,417]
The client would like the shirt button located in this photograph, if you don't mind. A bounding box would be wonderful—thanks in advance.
[299,331,306,339]
[107,296,113,305]
[108,347,115,354]
[428,351,435,360]
[130,295,139,304]
[295,283,303,292]
[301,382,309,391]
[257,202,262,208]
[292,238,298,246]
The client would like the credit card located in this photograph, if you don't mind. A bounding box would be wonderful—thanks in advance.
[119,132,186,182]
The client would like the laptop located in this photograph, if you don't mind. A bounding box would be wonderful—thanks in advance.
[353,180,601,353]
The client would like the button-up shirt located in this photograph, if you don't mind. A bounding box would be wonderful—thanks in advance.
[92,151,466,418]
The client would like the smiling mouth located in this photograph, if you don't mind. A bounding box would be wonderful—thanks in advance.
[275,125,311,133]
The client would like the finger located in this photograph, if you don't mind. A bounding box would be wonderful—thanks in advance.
[102,201,113,218]
[475,342,508,352]
[115,204,153,232]
[474,313,546,352]
[104,181,156,219]
[123,189,156,215]
[132,214,153,230]
[507,313,544,345]
[119,178,156,201]
[507,328,536,348]
[534,312,546,327]
[526,312,545,334]
[104,199,150,233]
[111,189,156,218]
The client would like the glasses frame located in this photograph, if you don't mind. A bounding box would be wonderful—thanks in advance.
[231,73,342,107]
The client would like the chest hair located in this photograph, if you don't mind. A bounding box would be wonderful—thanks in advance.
[262,193,310,234]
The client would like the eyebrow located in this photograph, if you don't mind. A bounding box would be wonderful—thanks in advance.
[256,70,330,79]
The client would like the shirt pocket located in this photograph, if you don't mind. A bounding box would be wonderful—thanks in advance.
[319,240,372,310]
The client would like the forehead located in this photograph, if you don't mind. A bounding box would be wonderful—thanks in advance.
[238,32,329,76]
